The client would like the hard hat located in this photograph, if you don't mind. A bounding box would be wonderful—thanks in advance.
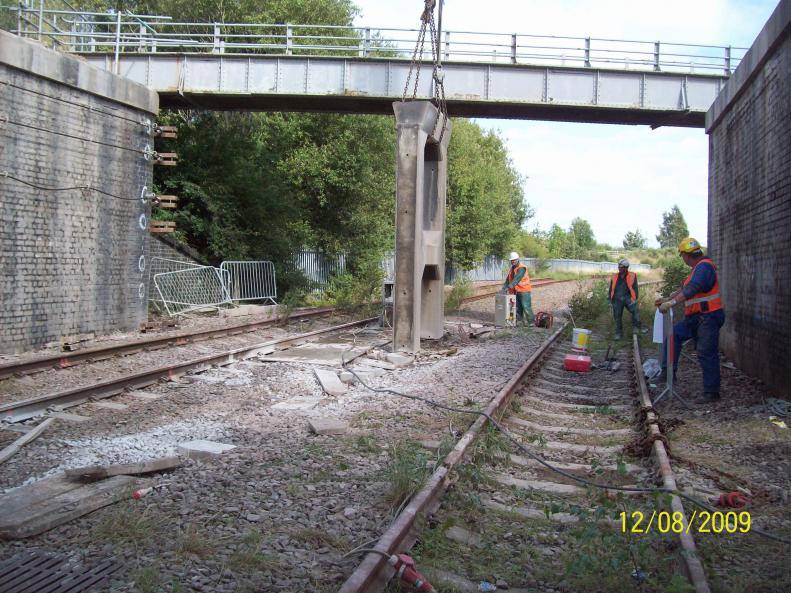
[678,237,702,254]
[618,258,630,268]
[509,251,520,261]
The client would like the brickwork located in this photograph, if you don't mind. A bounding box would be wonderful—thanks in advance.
[707,20,790,394]
[0,37,157,353]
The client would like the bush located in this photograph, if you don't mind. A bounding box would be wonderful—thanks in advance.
[445,275,473,310]
[568,279,611,325]
[660,258,688,297]
[324,259,384,311]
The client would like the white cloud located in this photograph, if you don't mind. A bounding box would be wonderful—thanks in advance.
[352,0,777,247]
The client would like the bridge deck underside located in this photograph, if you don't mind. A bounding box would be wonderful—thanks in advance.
[81,54,725,127]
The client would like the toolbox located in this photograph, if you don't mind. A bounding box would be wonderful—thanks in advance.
[564,354,592,372]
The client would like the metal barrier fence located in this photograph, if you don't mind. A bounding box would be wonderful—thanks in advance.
[294,250,346,289]
[220,261,277,305]
[2,3,746,75]
[147,256,203,308]
[153,266,231,316]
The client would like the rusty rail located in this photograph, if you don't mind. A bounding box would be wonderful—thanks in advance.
[338,322,568,593]
[632,334,711,593]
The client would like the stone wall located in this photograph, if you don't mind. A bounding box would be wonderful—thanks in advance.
[706,0,790,394]
[0,31,158,352]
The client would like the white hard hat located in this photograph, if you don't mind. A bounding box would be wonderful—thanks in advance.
[509,251,520,261]
[618,258,630,267]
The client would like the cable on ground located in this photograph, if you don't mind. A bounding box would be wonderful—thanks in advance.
[340,348,791,546]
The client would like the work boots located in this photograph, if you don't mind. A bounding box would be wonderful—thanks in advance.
[701,392,721,403]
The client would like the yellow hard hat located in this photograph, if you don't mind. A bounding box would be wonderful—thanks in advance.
[678,237,702,254]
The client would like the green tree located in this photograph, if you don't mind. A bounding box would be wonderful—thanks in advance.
[445,119,529,269]
[656,205,689,248]
[623,228,647,249]
[569,217,595,250]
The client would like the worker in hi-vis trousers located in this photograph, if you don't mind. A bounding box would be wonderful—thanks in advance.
[609,258,641,340]
[655,237,725,403]
[501,252,534,325]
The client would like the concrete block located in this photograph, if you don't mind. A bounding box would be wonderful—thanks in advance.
[386,352,414,367]
[339,371,357,384]
[220,304,277,319]
[89,401,129,411]
[308,418,349,436]
[444,526,481,547]
[47,412,90,422]
[313,368,347,396]
[392,101,452,354]
[271,397,322,411]
[128,391,162,401]
[177,440,236,459]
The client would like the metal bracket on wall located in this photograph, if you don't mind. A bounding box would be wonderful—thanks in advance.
[153,195,178,209]
[150,220,176,233]
[153,124,178,139]
[152,152,178,166]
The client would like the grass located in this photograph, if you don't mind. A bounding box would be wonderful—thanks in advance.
[228,530,283,574]
[384,441,433,509]
[445,276,473,310]
[176,524,212,558]
[94,506,156,544]
[290,527,350,552]
[133,566,161,593]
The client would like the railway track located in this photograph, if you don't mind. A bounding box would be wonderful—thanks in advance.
[340,328,711,593]
[0,278,561,381]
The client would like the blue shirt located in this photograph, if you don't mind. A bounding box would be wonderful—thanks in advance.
[682,261,717,299]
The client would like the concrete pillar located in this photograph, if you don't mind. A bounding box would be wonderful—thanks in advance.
[392,101,452,353]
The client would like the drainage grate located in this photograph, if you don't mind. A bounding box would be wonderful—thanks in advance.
[0,551,121,593]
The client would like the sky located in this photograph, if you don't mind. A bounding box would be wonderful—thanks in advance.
[351,0,777,247]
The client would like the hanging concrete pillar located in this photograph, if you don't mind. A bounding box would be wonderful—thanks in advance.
[392,101,452,354]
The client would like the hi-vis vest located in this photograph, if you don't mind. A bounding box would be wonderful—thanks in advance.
[507,263,532,293]
[610,272,636,301]
[683,257,722,316]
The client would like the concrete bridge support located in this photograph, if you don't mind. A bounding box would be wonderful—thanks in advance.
[392,102,452,354]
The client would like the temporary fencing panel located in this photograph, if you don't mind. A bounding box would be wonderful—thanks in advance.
[219,261,277,304]
[153,266,232,316]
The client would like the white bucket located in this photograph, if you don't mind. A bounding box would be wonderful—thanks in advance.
[571,328,592,352]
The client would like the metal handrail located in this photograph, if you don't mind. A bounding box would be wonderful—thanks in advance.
[1,4,747,75]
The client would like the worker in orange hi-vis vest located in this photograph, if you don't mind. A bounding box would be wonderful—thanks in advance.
[608,258,641,340]
[500,252,534,325]
[655,237,725,404]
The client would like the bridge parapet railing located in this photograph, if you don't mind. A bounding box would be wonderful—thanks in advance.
[2,4,746,75]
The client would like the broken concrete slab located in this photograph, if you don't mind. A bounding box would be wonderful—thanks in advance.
[493,473,584,495]
[313,368,347,396]
[0,418,54,465]
[308,418,349,436]
[128,391,162,401]
[444,525,481,547]
[65,456,182,480]
[220,304,277,319]
[385,352,415,367]
[355,358,396,370]
[47,411,90,422]
[89,401,129,411]
[271,397,322,411]
[339,371,357,384]
[0,475,149,539]
[177,440,236,459]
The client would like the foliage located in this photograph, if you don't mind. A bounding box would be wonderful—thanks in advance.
[622,228,647,249]
[514,230,549,258]
[446,119,530,270]
[384,441,432,509]
[323,259,383,312]
[660,257,689,298]
[568,279,611,325]
[445,275,473,310]
[656,205,689,248]
[569,217,595,250]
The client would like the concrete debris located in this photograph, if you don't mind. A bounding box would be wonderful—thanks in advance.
[445,525,481,547]
[271,397,322,411]
[313,368,347,396]
[308,418,349,436]
[88,401,129,411]
[355,358,396,371]
[47,412,90,423]
[128,390,162,401]
[65,456,182,480]
[177,440,237,459]
[419,440,442,453]
[338,371,357,384]
[220,304,277,319]
[385,353,414,367]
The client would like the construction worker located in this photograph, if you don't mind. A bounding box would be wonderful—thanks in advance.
[609,258,640,340]
[501,252,534,325]
[655,237,725,403]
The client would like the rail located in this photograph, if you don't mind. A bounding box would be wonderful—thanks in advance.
[2,4,746,75]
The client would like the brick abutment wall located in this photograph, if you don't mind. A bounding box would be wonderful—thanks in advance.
[0,31,158,353]
[707,2,791,395]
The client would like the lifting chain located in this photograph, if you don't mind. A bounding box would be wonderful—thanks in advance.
[401,0,449,144]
